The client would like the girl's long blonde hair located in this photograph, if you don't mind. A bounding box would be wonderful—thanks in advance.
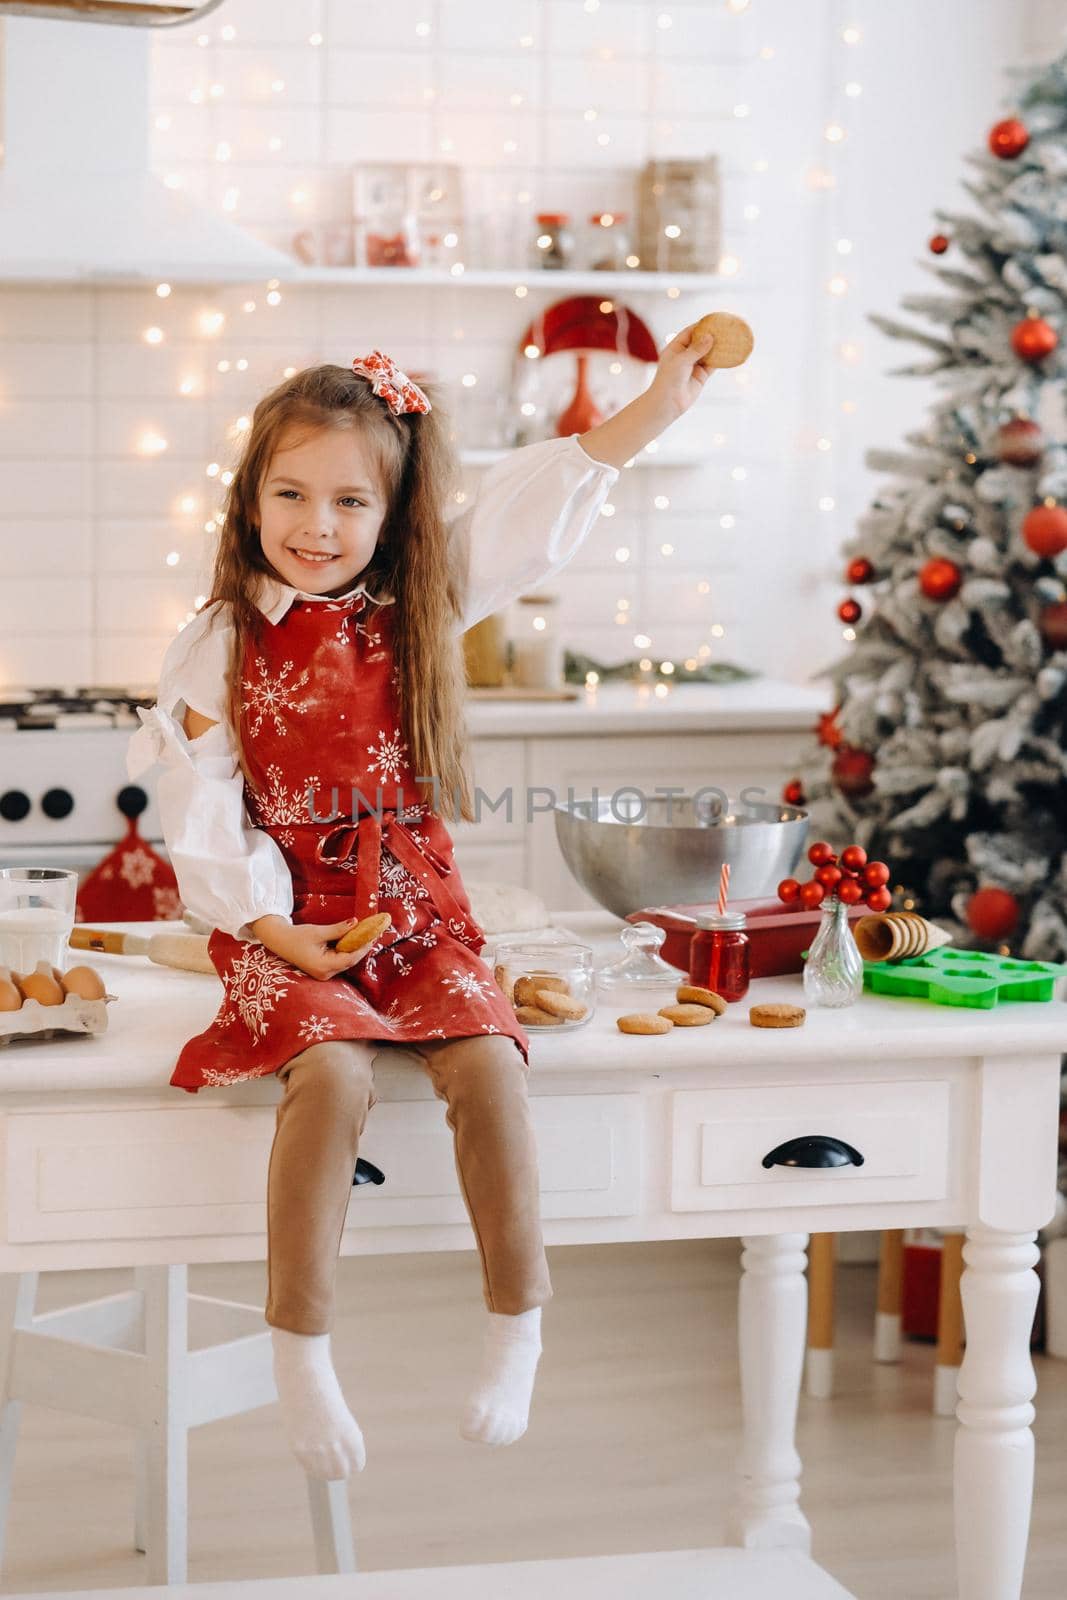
[204,362,476,822]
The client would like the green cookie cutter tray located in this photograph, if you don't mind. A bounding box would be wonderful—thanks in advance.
[862,947,1067,1008]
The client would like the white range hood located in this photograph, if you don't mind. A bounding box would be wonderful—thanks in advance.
[0,15,292,282]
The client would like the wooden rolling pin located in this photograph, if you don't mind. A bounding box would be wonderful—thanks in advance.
[69,927,215,975]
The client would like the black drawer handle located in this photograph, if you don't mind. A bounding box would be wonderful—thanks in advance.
[353,1158,386,1187]
[761,1136,865,1170]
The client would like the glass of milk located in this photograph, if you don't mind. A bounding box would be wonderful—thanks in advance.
[0,869,79,973]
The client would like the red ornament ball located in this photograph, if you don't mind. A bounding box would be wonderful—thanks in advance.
[966,886,1020,941]
[928,233,950,255]
[864,886,893,913]
[832,746,875,798]
[807,841,837,867]
[815,864,843,890]
[988,117,1029,159]
[838,597,862,625]
[837,877,864,905]
[782,780,806,807]
[846,556,875,584]
[996,417,1043,466]
[777,877,801,904]
[1022,503,1067,559]
[863,860,891,888]
[919,557,962,601]
[1011,316,1058,362]
[1039,602,1067,652]
[798,881,826,910]
[840,844,867,872]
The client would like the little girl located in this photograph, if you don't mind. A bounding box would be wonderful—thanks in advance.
[127,324,715,1483]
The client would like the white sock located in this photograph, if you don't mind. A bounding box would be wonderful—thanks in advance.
[271,1328,366,1481]
[461,1307,543,1447]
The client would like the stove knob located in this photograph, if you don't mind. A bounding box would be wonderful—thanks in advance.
[118,785,148,819]
[0,790,31,823]
[41,787,75,820]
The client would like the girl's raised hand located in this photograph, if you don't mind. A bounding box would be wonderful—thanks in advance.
[646,321,716,421]
[260,917,381,981]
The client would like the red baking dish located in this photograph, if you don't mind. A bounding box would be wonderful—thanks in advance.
[626,897,871,979]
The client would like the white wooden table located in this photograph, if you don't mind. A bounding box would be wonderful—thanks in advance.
[0,916,1064,1599]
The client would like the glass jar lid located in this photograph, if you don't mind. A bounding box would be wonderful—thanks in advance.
[597,920,681,991]
[695,910,748,931]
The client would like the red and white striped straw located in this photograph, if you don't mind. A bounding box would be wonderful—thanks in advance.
[718,862,730,916]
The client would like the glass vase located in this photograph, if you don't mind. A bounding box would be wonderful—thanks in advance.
[803,896,864,1008]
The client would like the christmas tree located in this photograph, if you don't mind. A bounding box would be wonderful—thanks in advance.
[792,48,1067,962]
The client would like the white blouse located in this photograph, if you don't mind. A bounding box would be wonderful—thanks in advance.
[126,433,618,942]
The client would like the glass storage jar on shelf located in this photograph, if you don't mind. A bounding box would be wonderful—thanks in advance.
[510,594,563,690]
[490,939,595,1032]
[585,211,633,271]
[530,213,574,270]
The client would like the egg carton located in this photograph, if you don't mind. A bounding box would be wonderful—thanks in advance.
[0,991,116,1047]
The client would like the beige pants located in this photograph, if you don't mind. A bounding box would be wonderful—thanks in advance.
[264,1034,553,1334]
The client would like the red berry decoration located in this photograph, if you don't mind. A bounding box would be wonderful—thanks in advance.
[777,877,801,904]
[966,886,1020,941]
[865,886,893,913]
[928,232,950,254]
[832,746,875,798]
[838,597,862,625]
[1022,503,1067,559]
[919,557,962,602]
[1011,315,1058,363]
[808,841,837,867]
[846,556,875,584]
[839,844,867,871]
[799,881,826,910]
[996,417,1043,466]
[837,877,864,906]
[989,117,1029,159]
[816,708,845,749]
[1039,602,1067,652]
[815,864,843,890]
[782,779,806,806]
[862,861,891,888]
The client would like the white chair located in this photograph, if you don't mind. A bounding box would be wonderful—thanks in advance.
[0,1265,355,1585]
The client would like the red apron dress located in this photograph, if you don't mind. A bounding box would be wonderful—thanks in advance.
[171,590,529,1092]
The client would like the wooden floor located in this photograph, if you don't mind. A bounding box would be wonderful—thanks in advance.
[2,1238,1064,1597]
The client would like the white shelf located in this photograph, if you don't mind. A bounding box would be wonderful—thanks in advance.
[291,266,754,292]
[460,446,705,468]
[0,264,764,293]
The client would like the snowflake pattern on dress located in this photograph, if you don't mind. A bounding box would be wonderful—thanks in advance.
[366,727,408,782]
[242,655,312,738]
[296,1014,340,1044]
[199,1064,261,1086]
[223,942,293,1042]
[379,847,430,923]
[248,762,323,843]
[442,967,493,1001]
[382,996,423,1026]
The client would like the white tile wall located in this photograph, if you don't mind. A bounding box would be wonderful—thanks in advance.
[0,0,1032,695]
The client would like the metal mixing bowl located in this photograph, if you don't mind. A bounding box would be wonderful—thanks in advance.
[553,793,809,918]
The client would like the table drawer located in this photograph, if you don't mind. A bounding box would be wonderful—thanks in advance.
[2,1093,640,1243]
[670,1078,951,1213]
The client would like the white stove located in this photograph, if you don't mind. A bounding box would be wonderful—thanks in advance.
[0,687,165,877]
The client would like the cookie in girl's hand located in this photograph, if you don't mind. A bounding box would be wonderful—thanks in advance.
[335,912,393,955]
[692,312,754,371]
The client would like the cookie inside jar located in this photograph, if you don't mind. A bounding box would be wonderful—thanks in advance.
[489,939,595,1031]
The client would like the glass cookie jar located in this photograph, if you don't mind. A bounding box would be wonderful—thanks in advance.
[490,938,595,1031]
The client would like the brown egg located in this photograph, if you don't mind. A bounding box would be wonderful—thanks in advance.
[59,965,107,1001]
[0,977,23,1012]
[17,970,65,1006]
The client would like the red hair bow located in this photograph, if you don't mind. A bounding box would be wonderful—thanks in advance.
[351,350,431,416]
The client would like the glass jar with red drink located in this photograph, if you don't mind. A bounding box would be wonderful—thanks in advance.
[688,910,750,1002]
